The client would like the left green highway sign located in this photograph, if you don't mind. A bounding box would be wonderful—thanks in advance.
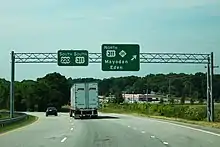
[57,50,89,66]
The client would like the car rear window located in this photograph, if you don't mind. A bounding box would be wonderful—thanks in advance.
[47,107,56,110]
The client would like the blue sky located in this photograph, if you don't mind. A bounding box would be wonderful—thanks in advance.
[0,0,220,81]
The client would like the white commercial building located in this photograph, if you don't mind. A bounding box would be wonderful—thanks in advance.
[122,93,159,103]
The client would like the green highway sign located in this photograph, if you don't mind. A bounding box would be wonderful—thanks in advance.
[102,44,140,71]
[57,50,88,66]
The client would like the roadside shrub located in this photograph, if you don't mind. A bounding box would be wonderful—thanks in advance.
[180,97,185,104]
[214,108,220,122]
[101,103,220,122]
[159,98,164,104]
[60,105,70,112]
[173,105,189,118]
[184,106,206,121]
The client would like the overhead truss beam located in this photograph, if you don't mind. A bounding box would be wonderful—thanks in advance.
[14,52,210,64]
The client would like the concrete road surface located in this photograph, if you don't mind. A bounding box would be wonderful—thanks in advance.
[1,112,220,147]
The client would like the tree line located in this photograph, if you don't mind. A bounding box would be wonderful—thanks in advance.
[0,72,220,111]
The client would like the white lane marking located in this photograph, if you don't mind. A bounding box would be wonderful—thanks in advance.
[150,135,155,138]
[153,119,220,137]
[128,126,131,128]
[61,137,67,143]
[133,127,137,130]
[141,131,145,133]
[163,142,169,145]
[71,128,74,131]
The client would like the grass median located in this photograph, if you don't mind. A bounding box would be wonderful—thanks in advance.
[100,104,220,129]
[0,115,38,134]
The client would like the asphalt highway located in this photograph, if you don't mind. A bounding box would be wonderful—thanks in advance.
[1,112,220,147]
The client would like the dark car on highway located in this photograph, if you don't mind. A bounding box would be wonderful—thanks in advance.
[46,107,58,117]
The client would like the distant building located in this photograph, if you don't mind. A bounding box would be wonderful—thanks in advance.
[122,93,159,103]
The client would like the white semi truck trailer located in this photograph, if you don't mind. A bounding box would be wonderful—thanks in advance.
[69,82,99,119]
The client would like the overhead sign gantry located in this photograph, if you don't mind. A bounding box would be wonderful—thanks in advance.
[10,44,215,122]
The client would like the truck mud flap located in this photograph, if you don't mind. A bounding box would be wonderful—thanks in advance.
[91,115,98,119]
[70,110,73,117]
[74,115,80,119]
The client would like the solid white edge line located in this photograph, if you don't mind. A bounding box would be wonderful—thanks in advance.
[141,131,145,133]
[61,137,67,143]
[154,119,220,137]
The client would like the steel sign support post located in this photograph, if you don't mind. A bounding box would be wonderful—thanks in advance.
[210,52,214,122]
[10,51,15,118]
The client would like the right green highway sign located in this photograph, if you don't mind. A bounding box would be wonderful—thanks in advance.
[101,44,140,71]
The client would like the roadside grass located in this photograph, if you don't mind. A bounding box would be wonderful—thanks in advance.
[0,113,22,120]
[100,107,220,129]
[0,115,38,134]
[0,114,9,120]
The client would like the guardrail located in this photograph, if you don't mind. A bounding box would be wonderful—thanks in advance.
[0,112,27,127]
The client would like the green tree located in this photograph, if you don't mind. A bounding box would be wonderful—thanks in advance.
[190,98,195,105]
[159,98,164,104]
[113,91,124,104]
[1,72,220,112]
[180,96,185,104]
[169,97,175,105]
[198,98,204,104]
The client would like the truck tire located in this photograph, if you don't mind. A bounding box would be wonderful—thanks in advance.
[91,115,98,119]
[74,114,80,119]
[94,110,98,115]
[70,110,73,117]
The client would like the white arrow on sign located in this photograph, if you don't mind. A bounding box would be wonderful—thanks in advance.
[131,55,137,61]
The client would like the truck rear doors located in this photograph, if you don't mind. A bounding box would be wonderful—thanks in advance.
[88,83,98,109]
[74,83,98,109]
[75,83,87,109]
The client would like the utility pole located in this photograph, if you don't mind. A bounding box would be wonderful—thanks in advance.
[206,60,211,122]
[210,52,214,122]
[169,78,171,99]
[132,91,134,103]
[205,52,218,122]
[145,78,149,102]
[210,52,218,122]
[189,82,192,97]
